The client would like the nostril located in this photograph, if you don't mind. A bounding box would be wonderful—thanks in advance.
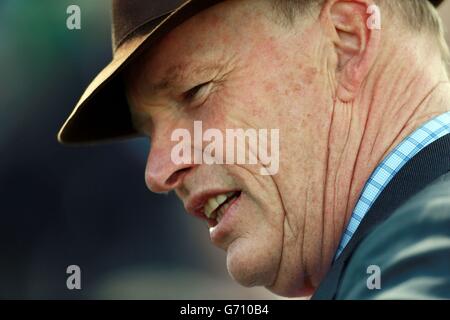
[165,167,190,187]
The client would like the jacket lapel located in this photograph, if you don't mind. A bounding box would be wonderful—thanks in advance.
[312,133,450,299]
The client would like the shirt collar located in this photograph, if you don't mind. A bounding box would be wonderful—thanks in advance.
[335,111,450,259]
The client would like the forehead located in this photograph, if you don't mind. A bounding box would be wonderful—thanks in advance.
[126,0,273,88]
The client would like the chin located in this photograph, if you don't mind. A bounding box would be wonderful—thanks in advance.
[226,242,316,298]
[225,237,280,288]
[266,279,316,298]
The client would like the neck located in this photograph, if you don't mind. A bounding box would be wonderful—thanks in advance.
[323,53,450,265]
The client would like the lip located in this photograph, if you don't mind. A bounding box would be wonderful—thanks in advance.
[185,189,240,221]
[209,192,242,244]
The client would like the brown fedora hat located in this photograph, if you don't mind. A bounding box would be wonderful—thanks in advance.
[57,0,446,145]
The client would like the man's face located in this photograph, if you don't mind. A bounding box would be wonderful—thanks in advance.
[126,0,335,297]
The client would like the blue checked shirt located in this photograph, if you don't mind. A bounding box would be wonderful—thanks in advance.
[335,111,450,259]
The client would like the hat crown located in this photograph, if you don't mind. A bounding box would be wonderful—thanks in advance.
[112,0,187,51]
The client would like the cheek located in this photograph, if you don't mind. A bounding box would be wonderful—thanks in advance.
[213,79,284,128]
[223,176,286,287]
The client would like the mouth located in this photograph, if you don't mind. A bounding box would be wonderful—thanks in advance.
[186,190,242,228]
[204,191,241,229]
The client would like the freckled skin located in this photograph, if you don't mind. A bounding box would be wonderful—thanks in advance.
[125,0,450,297]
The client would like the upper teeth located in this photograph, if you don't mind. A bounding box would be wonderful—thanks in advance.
[204,192,235,219]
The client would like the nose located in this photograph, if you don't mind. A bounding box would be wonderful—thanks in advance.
[144,140,193,193]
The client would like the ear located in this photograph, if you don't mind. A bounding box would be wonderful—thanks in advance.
[321,0,381,102]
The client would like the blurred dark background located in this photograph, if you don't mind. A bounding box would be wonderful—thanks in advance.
[0,0,448,299]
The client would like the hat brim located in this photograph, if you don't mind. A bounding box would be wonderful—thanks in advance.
[58,0,222,145]
[58,0,446,145]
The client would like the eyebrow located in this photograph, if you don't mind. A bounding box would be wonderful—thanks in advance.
[147,63,221,95]
[147,65,182,94]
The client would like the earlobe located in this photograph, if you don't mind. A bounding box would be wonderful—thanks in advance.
[325,0,381,102]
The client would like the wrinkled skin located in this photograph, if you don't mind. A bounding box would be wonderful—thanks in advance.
[126,0,450,297]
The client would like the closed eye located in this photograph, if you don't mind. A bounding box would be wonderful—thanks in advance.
[182,81,213,104]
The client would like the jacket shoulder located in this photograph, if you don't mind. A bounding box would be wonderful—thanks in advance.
[337,172,450,299]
